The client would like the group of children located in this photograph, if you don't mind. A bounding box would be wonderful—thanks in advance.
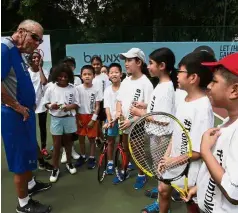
[28,46,238,213]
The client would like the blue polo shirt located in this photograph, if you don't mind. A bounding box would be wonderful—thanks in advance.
[1,38,36,109]
[1,38,38,173]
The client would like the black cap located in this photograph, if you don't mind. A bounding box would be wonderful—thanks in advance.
[62,56,76,67]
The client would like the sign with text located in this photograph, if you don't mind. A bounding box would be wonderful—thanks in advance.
[66,42,238,75]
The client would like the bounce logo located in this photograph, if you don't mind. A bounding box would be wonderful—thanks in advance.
[83,52,120,63]
[66,42,238,75]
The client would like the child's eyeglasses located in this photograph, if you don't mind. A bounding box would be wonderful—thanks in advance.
[177,70,188,73]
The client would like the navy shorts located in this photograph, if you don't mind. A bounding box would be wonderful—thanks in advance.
[1,105,38,174]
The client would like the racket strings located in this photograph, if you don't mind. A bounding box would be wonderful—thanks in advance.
[130,117,173,177]
[129,114,190,180]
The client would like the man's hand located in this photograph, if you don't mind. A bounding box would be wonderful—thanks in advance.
[201,128,221,156]
[16,105,30,121]
[87,120,95,129]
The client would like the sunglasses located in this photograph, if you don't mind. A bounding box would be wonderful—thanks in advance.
[30,33,43,44]
[21,28,43,44]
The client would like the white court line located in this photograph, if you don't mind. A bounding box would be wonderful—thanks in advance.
[213,112,226,121]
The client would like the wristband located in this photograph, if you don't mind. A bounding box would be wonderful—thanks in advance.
[92,114,98,121]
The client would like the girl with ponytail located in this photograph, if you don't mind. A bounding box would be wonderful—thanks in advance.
[130,47,177,212]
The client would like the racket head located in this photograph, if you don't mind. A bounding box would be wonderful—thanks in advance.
[128,112,192,183]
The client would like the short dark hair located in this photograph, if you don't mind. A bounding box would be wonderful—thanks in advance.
[178,51,216,89]
[109,63,122,72]
[216,65,238,84]
[193,46,215,57]
[62,56,76,67]
[90,55,102,64]
[51,63,74,84]
[81,65,95,75]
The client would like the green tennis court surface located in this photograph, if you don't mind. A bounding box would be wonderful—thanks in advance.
[1,115,223,213]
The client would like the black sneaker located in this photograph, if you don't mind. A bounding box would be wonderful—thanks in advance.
[39,162,53,172]
[75,156,87,168]
[16,199,52,213]
[28,179,52,196]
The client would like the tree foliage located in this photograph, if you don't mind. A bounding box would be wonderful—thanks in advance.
[2,0,237,63]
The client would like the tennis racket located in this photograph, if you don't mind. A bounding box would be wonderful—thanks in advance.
[128,112,192,197]
[114,115,128,181]
[97,128,108,183]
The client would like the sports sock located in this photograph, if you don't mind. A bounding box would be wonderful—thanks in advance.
[28,178,36,190]
[18,196,30,207]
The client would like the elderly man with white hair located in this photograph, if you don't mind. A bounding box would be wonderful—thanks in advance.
[1,19,52,213]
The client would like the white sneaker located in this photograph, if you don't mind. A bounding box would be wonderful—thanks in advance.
[50,169,60,183]
[61,148,67,163]
[66,163,77,174]
[71,146,80,160]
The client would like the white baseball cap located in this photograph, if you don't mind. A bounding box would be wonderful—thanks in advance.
[119,48,146,63]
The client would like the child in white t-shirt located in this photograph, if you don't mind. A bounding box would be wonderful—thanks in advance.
[127,48,177,211]
[28,51,50,162]
[91,56,111,145]
[103,63,122,175]
[75,65,103,169]
[183,53,238,213]
[44,63,80,183]
[157,51,216,213]
[62,57,82,160]
[114,48,153,188]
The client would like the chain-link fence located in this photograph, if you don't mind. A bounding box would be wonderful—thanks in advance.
[2,26,238,65]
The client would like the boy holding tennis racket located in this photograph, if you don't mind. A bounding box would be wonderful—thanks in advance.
[103,63,122,175]
[115,48,153,189]
[183,53,238,213]
[156,51,216,213]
